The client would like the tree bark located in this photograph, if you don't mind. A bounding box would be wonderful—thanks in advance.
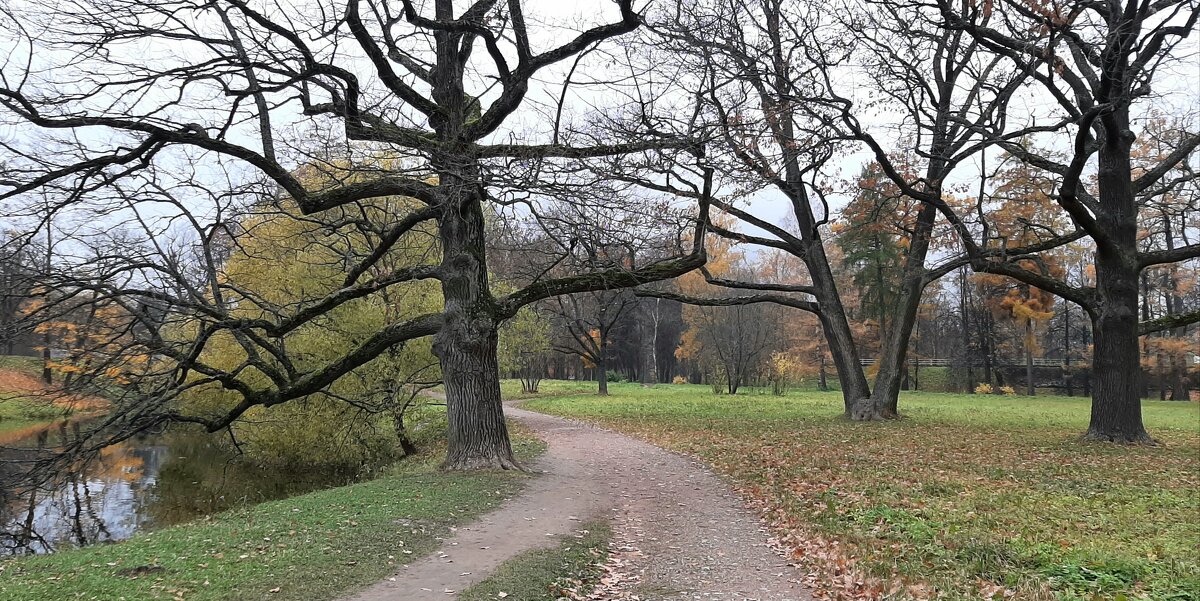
[806,241,871,416]
[433,155,519,470]
[597,350,609,395]
[1085,116,1153,444]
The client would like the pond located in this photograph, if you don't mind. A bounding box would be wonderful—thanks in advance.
[0,418,363,555]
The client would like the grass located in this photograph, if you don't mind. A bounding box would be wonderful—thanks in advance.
[0,355,41,376]
[522,382,1200,601]
[0,424,546,601]
[0,395,66,424]
[0,355,73,433]
[458,520,611,601]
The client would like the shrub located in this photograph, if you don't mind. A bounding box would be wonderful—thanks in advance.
[974,383,994,395]
[671,376,688,385]
[1000,385,1017,396]
[766,352,802,396]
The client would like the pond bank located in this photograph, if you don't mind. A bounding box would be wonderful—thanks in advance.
[1,418,378,555]
[0,429,545,601]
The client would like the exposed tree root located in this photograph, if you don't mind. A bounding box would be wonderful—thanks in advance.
[441,452,528,472]
[1082,429,1158,446]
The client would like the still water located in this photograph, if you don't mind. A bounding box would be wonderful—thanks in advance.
[0,419,360,555]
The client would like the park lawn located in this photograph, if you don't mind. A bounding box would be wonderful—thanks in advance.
[0,424,546,601]
[523,383,1200,601]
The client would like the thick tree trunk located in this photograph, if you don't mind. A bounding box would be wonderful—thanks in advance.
[1087,288,1151,442]
[1085,117,1153,444]
[440,333,518,468]
[433,158,519,470]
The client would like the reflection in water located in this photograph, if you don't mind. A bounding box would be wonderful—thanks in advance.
[0,421,361,555]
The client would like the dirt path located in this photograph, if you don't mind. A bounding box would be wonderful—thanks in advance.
[343,403,810,601]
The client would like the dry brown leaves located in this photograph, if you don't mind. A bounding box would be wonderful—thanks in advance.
[567,540,644,600]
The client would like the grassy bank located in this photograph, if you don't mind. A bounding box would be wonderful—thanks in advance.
[0,355,83,436]
[524,382,1200,601]
[0,426,545,601]
[459,520,611,601]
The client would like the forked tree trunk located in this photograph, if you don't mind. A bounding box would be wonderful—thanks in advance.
[869,197,939,417]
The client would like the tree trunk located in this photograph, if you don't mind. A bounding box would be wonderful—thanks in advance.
[1064,305,1073,397]
[597,351,609,395]
[1087,287,1151,442]
[1170,357,1188,401]
[804,242,871,416]
[818,352,828,391]
[639,300,658,385]
[42,341,51,385]
[868,203,938,416]
[1026,318,1035,396]
[394,413,418,457]
[433,157,519,470]
[1085,116,1152,443]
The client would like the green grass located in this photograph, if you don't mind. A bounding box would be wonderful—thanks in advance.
[0,355,69,433]
[523,382,1200,601]
[0,395,66,423]
[458,520,611,601]
[0,355,41,376]
[0,425,546,601]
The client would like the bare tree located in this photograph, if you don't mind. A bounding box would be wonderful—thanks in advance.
[823,0,1088,417]
[637,0,874,416]
[0,0,710,470]
[908,0,1200,442]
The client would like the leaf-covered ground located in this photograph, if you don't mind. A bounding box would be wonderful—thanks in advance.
[524,382,1200,601]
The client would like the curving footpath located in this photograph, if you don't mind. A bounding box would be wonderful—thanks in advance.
[342,402,811,601]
